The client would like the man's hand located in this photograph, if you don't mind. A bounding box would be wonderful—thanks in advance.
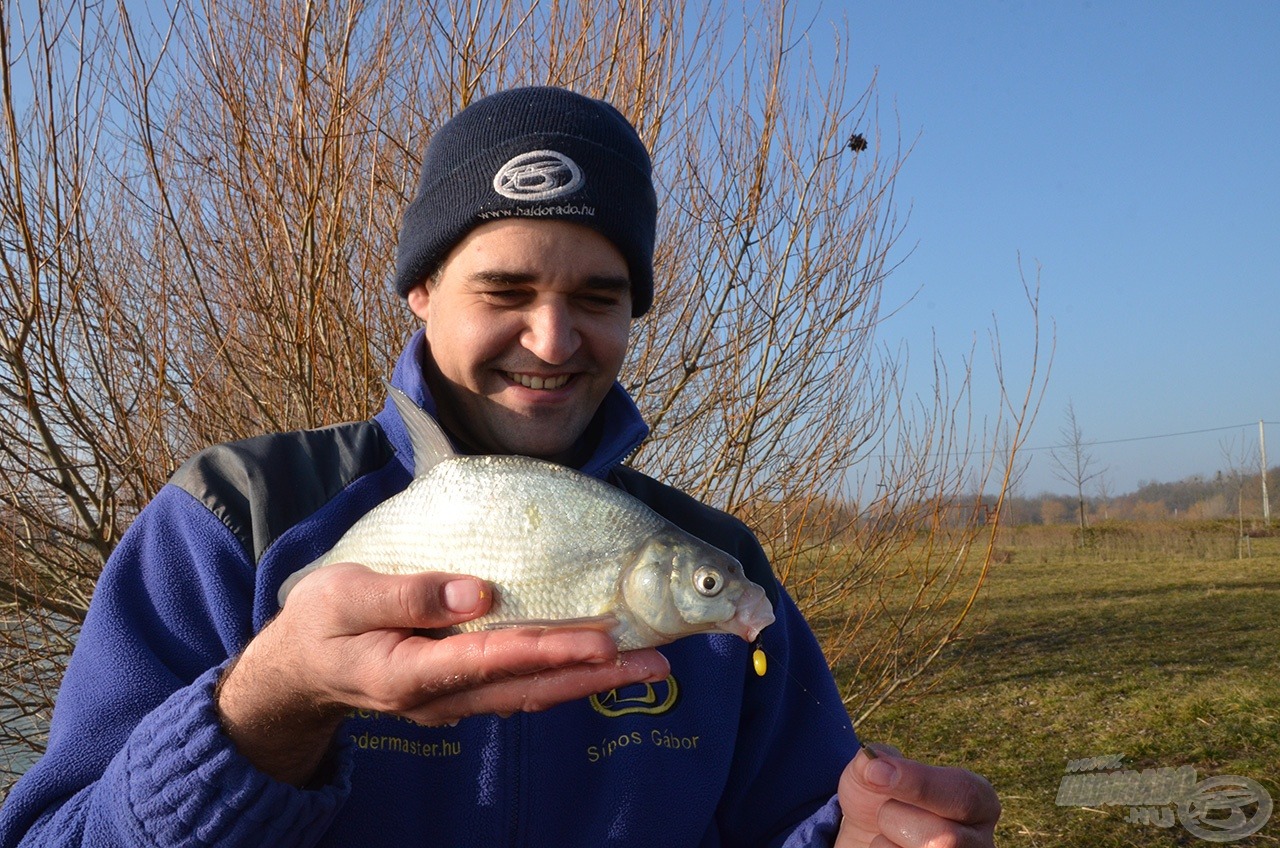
[216,563,670,785]
[835,745,1000,848]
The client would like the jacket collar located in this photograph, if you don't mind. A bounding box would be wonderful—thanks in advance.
[375,329,649,481]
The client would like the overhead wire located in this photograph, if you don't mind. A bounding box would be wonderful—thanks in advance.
[1019,420,1280,455]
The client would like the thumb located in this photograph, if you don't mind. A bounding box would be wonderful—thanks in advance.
[837,747,895,834]
[283,562,494,633]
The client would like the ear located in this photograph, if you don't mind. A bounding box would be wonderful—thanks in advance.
[406,284,430,323]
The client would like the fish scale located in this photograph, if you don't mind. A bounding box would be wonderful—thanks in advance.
[322,460,657,626]
[277,387,776,651]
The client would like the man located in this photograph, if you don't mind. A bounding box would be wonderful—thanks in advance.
[0,86,999,846]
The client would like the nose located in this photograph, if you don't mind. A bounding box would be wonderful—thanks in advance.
[521,300,580,364]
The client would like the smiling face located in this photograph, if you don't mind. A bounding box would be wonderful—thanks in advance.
[405,219,633,462]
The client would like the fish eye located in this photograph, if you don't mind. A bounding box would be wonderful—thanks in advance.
[693,566,724,597]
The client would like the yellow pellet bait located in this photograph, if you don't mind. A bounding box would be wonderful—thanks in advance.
[752,646,767,677]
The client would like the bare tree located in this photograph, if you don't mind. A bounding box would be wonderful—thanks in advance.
[1094,470,1114,522]
[1220,435,1257,558]
[1,0,1045,787]
[1049,401,1105,539]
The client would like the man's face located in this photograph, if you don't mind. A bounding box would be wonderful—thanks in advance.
[406,219,633,462]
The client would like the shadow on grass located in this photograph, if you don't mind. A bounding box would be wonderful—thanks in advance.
[938,576,1280,690]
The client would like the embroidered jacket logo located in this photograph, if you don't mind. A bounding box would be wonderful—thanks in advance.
[590,675,679,717]
[493,150,585,201]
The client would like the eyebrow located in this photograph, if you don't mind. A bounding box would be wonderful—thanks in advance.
[467,270,631,291]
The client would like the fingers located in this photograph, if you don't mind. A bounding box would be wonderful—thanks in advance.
[287,565,667,717]
[838,748,1001,848]
[365,625,630,706]
[854,748,1000,827]
[402,646,671,726]
[271,564,674,730]
[332,628,667,726]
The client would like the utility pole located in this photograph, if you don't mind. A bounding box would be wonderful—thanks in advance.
[1261,420,1271,525]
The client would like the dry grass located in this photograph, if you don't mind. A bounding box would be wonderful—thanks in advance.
[848,527,1280,846]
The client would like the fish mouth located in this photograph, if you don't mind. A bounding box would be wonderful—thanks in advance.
[715,584,776,642]
[505,371,572,391]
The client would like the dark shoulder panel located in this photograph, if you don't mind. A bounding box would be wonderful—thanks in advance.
[609,466,780,608]
[169,421,395,563]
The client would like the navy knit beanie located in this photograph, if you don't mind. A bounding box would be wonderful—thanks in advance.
[393,87,658,317]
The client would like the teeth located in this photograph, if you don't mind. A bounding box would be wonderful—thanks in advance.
[509,372,570,390]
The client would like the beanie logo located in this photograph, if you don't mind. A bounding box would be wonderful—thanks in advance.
[493,150,584,201]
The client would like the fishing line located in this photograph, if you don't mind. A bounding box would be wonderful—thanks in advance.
[752,637,860,740]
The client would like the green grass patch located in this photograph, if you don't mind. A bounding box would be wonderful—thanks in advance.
[852,529,1280,846]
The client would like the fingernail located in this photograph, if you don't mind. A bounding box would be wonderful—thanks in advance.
[865,759,897,789]
[443,579,483,613]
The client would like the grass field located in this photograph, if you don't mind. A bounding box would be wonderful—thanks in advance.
[853,525,1280,846]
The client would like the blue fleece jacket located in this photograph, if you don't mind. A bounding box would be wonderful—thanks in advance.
[0,332,858,847]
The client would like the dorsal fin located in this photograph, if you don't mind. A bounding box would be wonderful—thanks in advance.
[387,383,456,477]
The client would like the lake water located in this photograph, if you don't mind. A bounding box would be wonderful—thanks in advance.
[1,614,77,795]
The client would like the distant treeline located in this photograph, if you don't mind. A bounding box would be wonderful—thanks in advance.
[1002,465,1279,526]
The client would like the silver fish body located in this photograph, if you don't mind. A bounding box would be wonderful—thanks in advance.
[278,389,775,650]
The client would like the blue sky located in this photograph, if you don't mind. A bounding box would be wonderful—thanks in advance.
[804,0,1280,495]
[11,2,1273,496]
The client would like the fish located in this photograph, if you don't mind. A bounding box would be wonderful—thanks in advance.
[278,386,775,651]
